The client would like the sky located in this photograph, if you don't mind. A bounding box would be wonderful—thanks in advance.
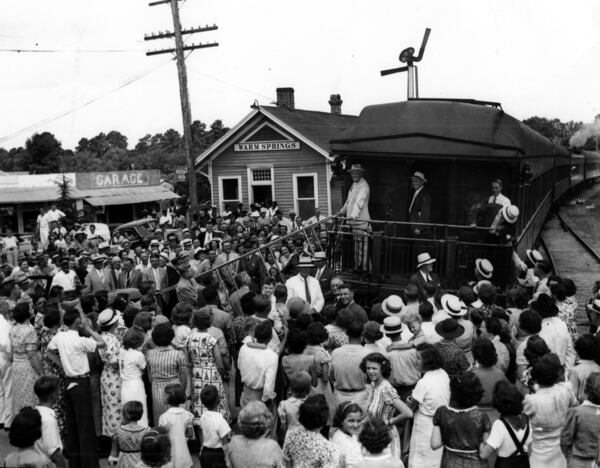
[1,0,599,150]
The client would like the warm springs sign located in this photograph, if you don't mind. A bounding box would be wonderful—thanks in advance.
[234,141,300,152]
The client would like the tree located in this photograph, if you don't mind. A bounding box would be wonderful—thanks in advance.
[54,174,77,225]
[522,116,582,146]
[25,132,63,173]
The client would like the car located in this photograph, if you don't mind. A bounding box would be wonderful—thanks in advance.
[80,222,111,243]
[112,219,159,249]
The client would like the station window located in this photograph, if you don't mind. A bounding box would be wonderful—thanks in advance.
[247,167,274,207]
[218,176,242,212]
[293,173,318,220]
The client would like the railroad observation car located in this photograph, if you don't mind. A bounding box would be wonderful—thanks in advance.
[328,98,570,292]
[581,150,600,182]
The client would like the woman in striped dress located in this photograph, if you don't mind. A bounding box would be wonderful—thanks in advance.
[360,352,414,459]
[146,322,187,425]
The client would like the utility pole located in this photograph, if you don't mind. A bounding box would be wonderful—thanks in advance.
[145,0,218,216]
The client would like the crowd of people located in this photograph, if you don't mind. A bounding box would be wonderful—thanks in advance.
[0,197,599,468]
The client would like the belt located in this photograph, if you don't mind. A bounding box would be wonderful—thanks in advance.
[444,446,478,454]
[243,385,264,392]
[65,373,90,380]
[336,388,364,393]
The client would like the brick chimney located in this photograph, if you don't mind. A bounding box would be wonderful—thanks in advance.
[329,94,343,115]
[276,87,295,110]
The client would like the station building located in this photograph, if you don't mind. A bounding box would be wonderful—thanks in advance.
[195,88,357,220]
[0,169,179,232]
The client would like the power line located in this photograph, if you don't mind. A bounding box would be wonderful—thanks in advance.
[0,48,146,53]
[0,58,173,145]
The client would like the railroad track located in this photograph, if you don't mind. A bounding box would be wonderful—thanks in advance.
[540,210,600,333]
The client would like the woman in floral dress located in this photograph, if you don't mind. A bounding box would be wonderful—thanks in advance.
[98,309,123,437]
[10,302,42,415]
[187,309,230,425]
[360,352,414,459]
[39,307,67,438]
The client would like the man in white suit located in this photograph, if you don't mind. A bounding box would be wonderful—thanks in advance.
[285,258,324,314]
[337,163,370,271]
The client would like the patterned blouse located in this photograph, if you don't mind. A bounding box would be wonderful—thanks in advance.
[10,323,38,356]
[99,332,121,370]
[557,299,578,341]
[283,426,340,468]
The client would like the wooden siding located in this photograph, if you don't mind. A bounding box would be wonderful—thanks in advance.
[211,141,330,216]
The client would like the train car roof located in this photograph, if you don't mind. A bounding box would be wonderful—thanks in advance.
[330,99,570,160]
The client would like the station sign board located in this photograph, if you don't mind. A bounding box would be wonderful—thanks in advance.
[234,140,300,152]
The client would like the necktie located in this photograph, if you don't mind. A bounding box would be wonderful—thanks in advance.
[127,272,130,286]
[493,195,497,203]
[304,277,312,305]
[226,253,230,262]
[316,268,322,281]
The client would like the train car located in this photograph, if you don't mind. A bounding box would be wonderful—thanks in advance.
[583,150,600,181]
[328,98,569,292]
[570,152,585,188]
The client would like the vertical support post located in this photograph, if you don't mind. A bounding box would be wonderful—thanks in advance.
[445,236,458,289]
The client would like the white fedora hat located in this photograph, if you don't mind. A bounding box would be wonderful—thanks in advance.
[475,258,494,279]
[410,171,427,182]
[416,252,436,269]
[349,163,365,173]
[382,295,405,316]
[526,249,543,265]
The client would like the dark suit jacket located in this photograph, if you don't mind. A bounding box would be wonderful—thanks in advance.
[408,187,432,232]
[117,269,142,290]
[314,266,335,296]
[282,253,300,277]
[408,270,441,299]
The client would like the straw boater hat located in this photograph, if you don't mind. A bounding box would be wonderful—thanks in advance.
[97,308,119,328]
[298,257,315,268]
[501,205,519,224]
[475,258,494,279]
[416,252,436,269]
[410,171,427,182]
[435,318,465,340]
[380,316,403,336]
[91,253,107,263]
[349,163,365,173]
[382,295,405,316]
[441,294,467,318]
[314,252,327,261]
[526,249,543,266]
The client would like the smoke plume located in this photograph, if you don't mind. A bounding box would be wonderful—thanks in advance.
[570,116,600,148]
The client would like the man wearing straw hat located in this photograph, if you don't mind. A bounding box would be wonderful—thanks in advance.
[336,163,371,272]
[408,171,431,237]
[409,252,441,300]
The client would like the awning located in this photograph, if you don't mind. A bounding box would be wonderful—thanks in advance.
[0,187,84,204]
[79,185,180,206]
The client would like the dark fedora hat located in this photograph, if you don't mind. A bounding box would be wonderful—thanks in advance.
[435,318,465,341]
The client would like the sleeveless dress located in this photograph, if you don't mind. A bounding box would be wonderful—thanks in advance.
[187,330,231,424]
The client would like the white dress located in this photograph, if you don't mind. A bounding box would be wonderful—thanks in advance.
[408,368,450,468]
[119,348,148,427]
[331,429,363,467]
[158,407,194,468]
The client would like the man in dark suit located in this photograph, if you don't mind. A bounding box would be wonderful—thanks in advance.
[118,257,142,290]
[408,252,441,299]
[313,252,334,298]
[408,171,432,237]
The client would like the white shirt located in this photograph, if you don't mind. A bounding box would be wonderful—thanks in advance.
[285,274,325,313]
[0,314,11,358]
[488,193,511,207]
[539,316,576,369]
[421,322,442,343]
[45,209,65,223]
[47,329,98,377]
[198,410,231,448]
[485,417,531,457]
[237,343,278,401]
[119,348,146,380]
[411,368,451,416]
[34,405,62,458]
[50,270,78,291]
[331,430,363,468]
[1,236,18,249]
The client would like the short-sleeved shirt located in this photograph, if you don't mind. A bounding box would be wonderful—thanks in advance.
[485,417,531,458]
[199,410,231,448]
[411,368,450,417]
[34,406,62,458]
[433,406,491,451]
[330,344,368,391]
[283,425,340,468]
[47,329,97,377]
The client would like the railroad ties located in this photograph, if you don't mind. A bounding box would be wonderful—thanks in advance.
[540,187,600,335]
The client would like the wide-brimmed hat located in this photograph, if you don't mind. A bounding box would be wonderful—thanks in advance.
[475,258,494,279]
[382,295,405,316]
[526,249,543,265]
[349,163,365,173]
[441,294,466,317]
[98,241,110,249]
[250,211,260,218]
[501,205,519,224]
[435,318,465,340]
[380,316,403,336]
[91,253,107,263]
[416,252,436,269]
[150,239,160,246]
[410,171,427,182]
[74,230,87,237]
[98,308,119,328]
[298,257,315,268]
